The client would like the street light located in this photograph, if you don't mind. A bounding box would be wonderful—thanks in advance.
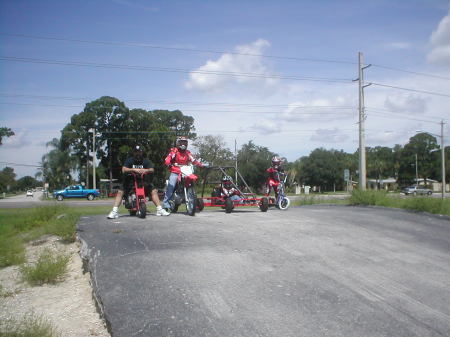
[416,120,446,199]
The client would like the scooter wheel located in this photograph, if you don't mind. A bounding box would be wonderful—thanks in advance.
[138,202,146,218]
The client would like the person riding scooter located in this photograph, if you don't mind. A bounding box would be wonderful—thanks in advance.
[162,137,204,211]
[265,156,285,200]
[107,145,169,219]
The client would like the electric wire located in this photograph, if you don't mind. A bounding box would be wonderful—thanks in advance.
[371,64,450,81]
[0,56,353,83]
[370,82,450,98]
[0,33,358,65]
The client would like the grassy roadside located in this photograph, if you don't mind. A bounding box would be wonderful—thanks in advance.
[290,191,449,216]
[348,190,450,216]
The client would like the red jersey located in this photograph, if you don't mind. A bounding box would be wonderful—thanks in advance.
[164,148,202,174]
[266,167,283,181]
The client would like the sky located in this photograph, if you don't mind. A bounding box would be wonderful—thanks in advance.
[1,0,450,178]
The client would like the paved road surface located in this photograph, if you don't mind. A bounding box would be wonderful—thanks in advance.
[78,205,450,337]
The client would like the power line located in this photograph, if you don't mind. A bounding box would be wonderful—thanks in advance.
[371,64,450,81]
[6,33,450,82]
[0,93,356,109]
[0,161,42,168]
[0,33,358,65]
[370,82,450,98]
[366,109,442,124]
[0,56,354,83]
[366,106,449,121]
[0,101,357,115]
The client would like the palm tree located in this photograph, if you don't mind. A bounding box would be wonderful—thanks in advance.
[36,138,77,191]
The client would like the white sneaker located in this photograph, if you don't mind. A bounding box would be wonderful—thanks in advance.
[107,210,119,219]
[156,208,170,216]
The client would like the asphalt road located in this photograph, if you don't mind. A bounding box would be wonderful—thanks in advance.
[78,205,450,337]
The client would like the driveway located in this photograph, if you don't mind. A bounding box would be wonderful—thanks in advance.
[79,206,449,337]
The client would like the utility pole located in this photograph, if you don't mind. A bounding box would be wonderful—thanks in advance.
[415,153,418,186]
[356,52,371,190]
[441,120,446,199]
[90,128,97,190]
[235,139,238,183]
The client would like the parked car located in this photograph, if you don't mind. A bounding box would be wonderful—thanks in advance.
[26,190,33,197]
[53,185,100,201]
[402,185,432,196]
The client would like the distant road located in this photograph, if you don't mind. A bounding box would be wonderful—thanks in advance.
[0,191,112,208]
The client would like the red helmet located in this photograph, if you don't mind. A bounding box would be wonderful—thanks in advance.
[272,156,282,168]
[176,136,188,151]
[222,175,233,188]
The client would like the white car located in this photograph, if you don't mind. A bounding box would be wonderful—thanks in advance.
[26,190,34,197]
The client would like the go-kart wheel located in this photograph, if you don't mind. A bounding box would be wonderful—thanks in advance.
[138,201,147,218]
[259,197,269,212]
[278,197,290,210]
[196,198,204,212]
[225,198,234,213]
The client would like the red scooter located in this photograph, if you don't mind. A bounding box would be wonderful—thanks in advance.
[123,172,148,218]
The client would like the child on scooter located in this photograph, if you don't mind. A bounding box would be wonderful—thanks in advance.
[265,156,284,200]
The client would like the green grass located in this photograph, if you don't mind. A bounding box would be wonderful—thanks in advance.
[349,190,450,216]
[291,195,349,206]
[0,311,61,337]
[0,204,112,268]
[20,248,70,286]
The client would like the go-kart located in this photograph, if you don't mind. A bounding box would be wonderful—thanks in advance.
[199,166,269,213]
[123,172,148,218]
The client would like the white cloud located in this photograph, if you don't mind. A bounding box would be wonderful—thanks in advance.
[185,39,277,92]
[384,94,429,114]
[385,42,412,50]
[1,130,31,149]
[250,118,282,134]
[310,128,349,143]
[427,10,450,65]
[279,97,356,123]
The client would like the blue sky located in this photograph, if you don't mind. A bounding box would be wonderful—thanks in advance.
[1,0,449,178]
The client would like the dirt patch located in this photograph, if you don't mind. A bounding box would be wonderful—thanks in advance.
[0,235,110,337]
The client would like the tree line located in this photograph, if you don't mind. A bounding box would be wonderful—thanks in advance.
[1,96,448,193]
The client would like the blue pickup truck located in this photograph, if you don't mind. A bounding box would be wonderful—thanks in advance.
[53,185,100,201]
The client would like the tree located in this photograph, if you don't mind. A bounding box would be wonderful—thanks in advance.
[0,167,16,192]
[296,148,351,192]
[36,138,77,190]
[367,146,395,188]
[0,127,14,145]
[398,133,438,185]
[16,176,39,191]
[192,135,234,183]
[237,141,276,191]
[60,97,197,190]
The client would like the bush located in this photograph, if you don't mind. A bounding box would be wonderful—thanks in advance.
[0,311,60,337]
[349,190,389,206]
[0,236,25,268]
[20,248,70,286]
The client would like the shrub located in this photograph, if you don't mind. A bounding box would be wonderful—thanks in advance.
[0,311,60,337]
[20,248,70,286]
[0,236,25,268]
[349,190,389,206]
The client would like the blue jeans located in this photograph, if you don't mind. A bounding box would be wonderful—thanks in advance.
[163,172,179,209]
[229,195,242,203]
